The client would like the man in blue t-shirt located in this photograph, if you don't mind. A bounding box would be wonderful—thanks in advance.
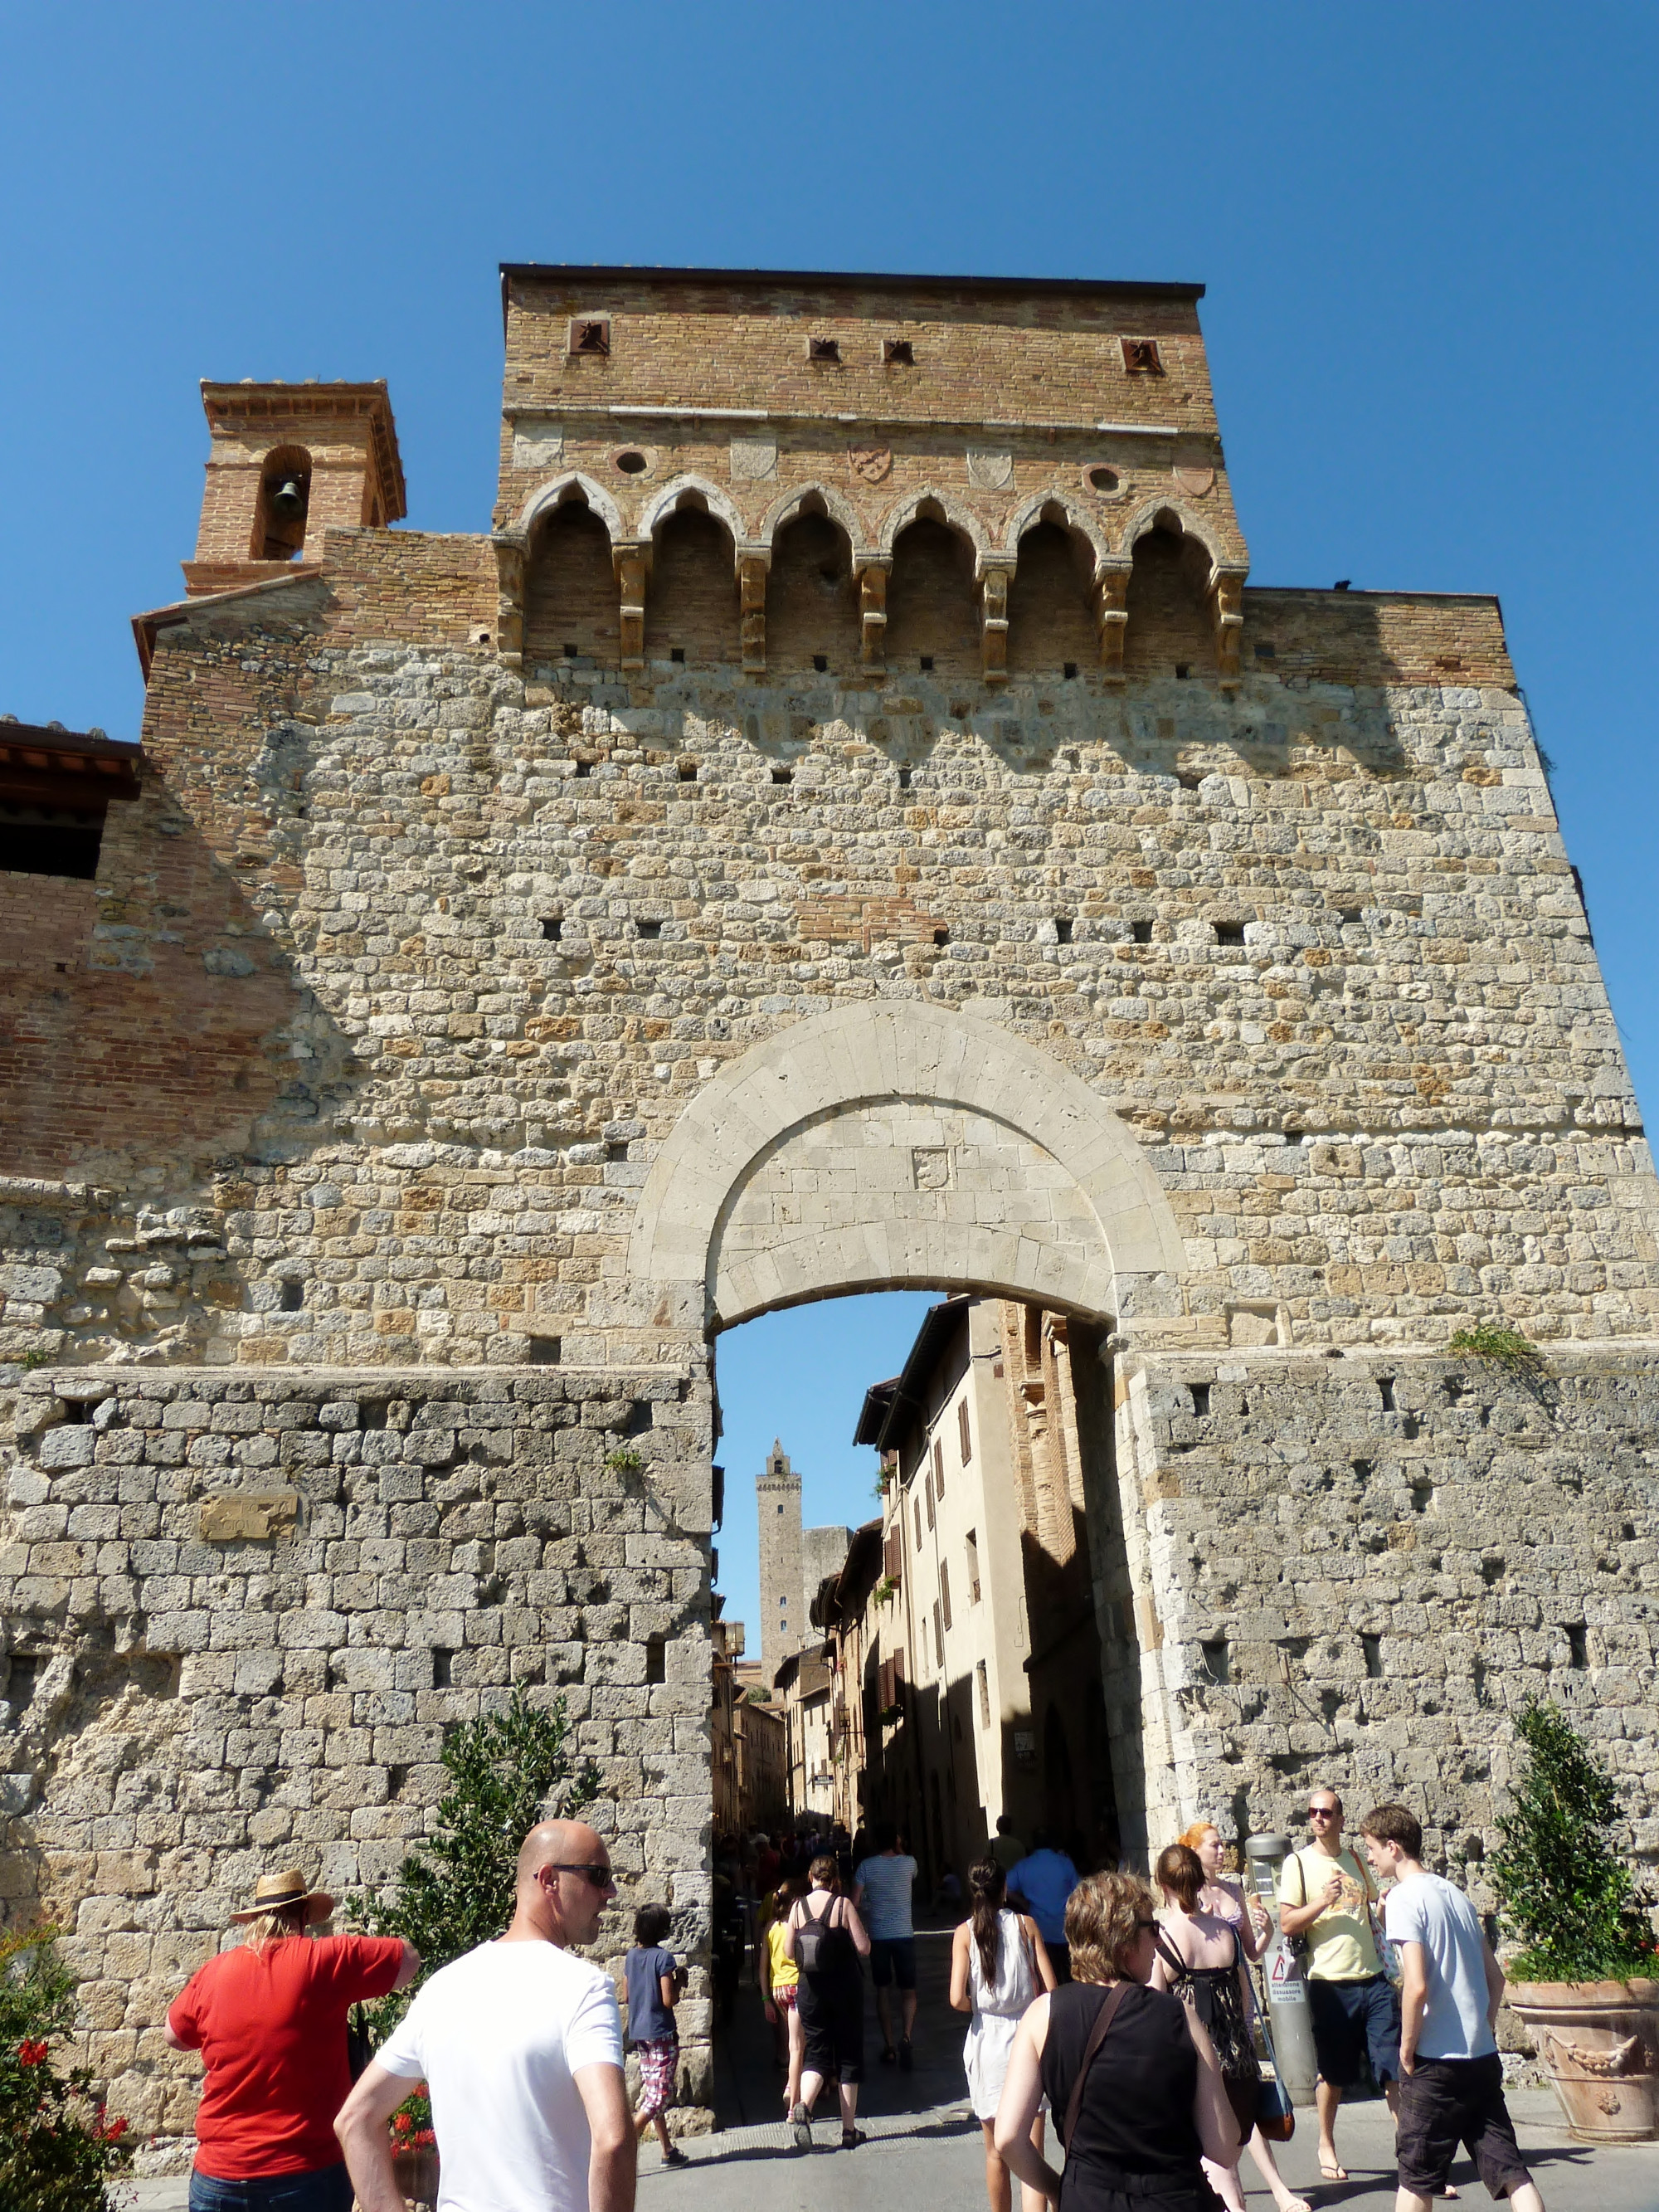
[853,1824,919,2068]
[1006,1833,1080,1982]
[1360,1803,1543,2212]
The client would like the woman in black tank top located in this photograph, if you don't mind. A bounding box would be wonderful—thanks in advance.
[992,1872,1239,2212]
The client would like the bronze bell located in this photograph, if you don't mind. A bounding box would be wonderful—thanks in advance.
[268,475,308,519]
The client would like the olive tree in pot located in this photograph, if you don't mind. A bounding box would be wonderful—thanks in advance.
[346,1688,599,2204]
[1491,1698,1658,2142]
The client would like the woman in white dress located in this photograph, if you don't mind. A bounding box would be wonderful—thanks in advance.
[950,1857,1056,2212]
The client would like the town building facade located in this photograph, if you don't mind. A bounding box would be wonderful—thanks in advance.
[2,263,1656,2144]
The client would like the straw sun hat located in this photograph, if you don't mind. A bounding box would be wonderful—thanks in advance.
[228,1869,336,1926]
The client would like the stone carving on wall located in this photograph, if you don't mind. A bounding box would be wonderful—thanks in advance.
[729,436,778,481]
[848,445,892,484]
[966,449,1014,490]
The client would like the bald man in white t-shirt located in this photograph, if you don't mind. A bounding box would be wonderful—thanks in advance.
[335,1820,635,2212]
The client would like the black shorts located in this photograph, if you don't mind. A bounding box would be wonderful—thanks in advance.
[796,1977,864,2083]
[1307,1973,1401,2088]
[868,1937,917,1990]
[1396,2053,1533,2200]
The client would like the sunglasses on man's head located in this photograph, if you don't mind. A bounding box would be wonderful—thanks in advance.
[547,1862,617,1889]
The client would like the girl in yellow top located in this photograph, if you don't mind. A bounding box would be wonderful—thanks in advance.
[760,1880,805,2117]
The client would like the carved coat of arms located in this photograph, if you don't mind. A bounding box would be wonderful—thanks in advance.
[848,445,893,485]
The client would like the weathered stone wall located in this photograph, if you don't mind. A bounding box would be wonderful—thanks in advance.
[0,1361,711,2147]
[1107,1340,1659,1884]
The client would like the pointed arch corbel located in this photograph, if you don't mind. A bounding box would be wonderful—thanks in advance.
[1118,499,1249,689]
[516,470,626,543]
[878,487,993,563]
[1003,491,1114,575]
[639,475,754,568]
[758,480,865,555]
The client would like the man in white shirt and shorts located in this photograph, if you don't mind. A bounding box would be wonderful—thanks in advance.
[1360,1803,1543,2212]
[335,1819,636,2212]
[854,1823,919,2068]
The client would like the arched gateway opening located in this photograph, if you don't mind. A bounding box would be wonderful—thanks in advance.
[630,1000,1187,2117]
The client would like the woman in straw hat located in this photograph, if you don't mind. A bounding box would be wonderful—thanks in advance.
[165,1869,419,2212]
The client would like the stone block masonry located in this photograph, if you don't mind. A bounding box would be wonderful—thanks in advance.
[0,1362,713,2146]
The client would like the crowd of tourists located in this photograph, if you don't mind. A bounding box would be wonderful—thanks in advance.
[159,1793,1545,2212]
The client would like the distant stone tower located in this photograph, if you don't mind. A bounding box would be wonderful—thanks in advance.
[756,1440,803,1674]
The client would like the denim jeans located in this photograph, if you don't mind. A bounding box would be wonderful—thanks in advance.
[189,2164,354,2212]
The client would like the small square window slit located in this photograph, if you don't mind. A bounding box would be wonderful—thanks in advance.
[570,318,611,357]
[809,337,840,363]
[1121,337,1164,374]
[883,339,914,365]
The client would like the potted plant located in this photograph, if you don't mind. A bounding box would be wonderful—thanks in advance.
[1490,1699,1658,2142]
[0,1927,134,2212]
[347,1686,601,2200]
[389,2081,439,2208]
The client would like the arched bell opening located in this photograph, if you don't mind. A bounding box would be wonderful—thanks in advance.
[1007,512,1100,677]
[252,446,312,562]
[886,508,981,681]
[523,492,619,666]
[1122,515,1215,679]
[766,500,859,675]
[645,498,741,668]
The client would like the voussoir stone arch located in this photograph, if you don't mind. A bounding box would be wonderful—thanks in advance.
[628,997,1186,1331]
[516,471,625,543]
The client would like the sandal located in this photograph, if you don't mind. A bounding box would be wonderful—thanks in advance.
[840,2127,867,2149]
[1318,2161,1348,2183]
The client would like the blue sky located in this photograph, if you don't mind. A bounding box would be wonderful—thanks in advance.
[3,4,1654,1642]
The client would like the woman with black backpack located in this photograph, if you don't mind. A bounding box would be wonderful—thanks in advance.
[781,1854,872,2151]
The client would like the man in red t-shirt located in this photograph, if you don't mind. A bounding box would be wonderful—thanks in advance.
[166,1867,417,2212]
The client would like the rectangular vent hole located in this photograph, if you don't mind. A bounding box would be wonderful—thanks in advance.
[432,1648,455,1687]
[527,1335,562,1366]
[1055,917,1073,944]
[279,1279,304,1312]
[645,1633,667,1683]
[574,759,593,777]
[1063,661,1078,680]
[678,760,698,782]
[1361,1634,1384,1679]
[636,919,662,940]
[541,916,563,940]
[898,766,912,788]
[1190,1382,1210,1417]
[932,928,949,948]
[1566,1624,1588,1669]
[812,655,828,672]
[809,336,840,363]
[883,339,914,365]
[1200,1638,1230,1686]
[918,655,933,672]
[771,767,792,786]
[1378,1376,1396,1411]
[562,642,581,658]
[669,646,685,665]
[1214,921,1247,946]
[1131,919,1153,944]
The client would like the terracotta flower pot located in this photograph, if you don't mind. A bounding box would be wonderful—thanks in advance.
[1506,1979,1659,2143]
[391,2142,440,2205]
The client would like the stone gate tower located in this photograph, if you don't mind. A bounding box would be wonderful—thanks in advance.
[3,264,1657,2148]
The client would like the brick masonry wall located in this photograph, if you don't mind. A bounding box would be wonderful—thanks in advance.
[0,1362,712,2152]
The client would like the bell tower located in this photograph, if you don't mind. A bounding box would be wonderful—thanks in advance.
[184,378,406,596]
[756,1440,804,1676]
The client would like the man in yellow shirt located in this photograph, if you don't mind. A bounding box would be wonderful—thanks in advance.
[1277,1787,1401,2185]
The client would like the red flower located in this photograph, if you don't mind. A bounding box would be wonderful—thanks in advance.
[17,2040,49,2067]
[100,2115,129,2140]
[393,2111,412,2134]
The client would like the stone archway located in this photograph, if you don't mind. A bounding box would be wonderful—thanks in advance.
[628,997,1186,1333]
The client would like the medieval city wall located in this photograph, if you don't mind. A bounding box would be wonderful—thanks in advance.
[0,1361,712,2142]
[1107,1340,1659,1883]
